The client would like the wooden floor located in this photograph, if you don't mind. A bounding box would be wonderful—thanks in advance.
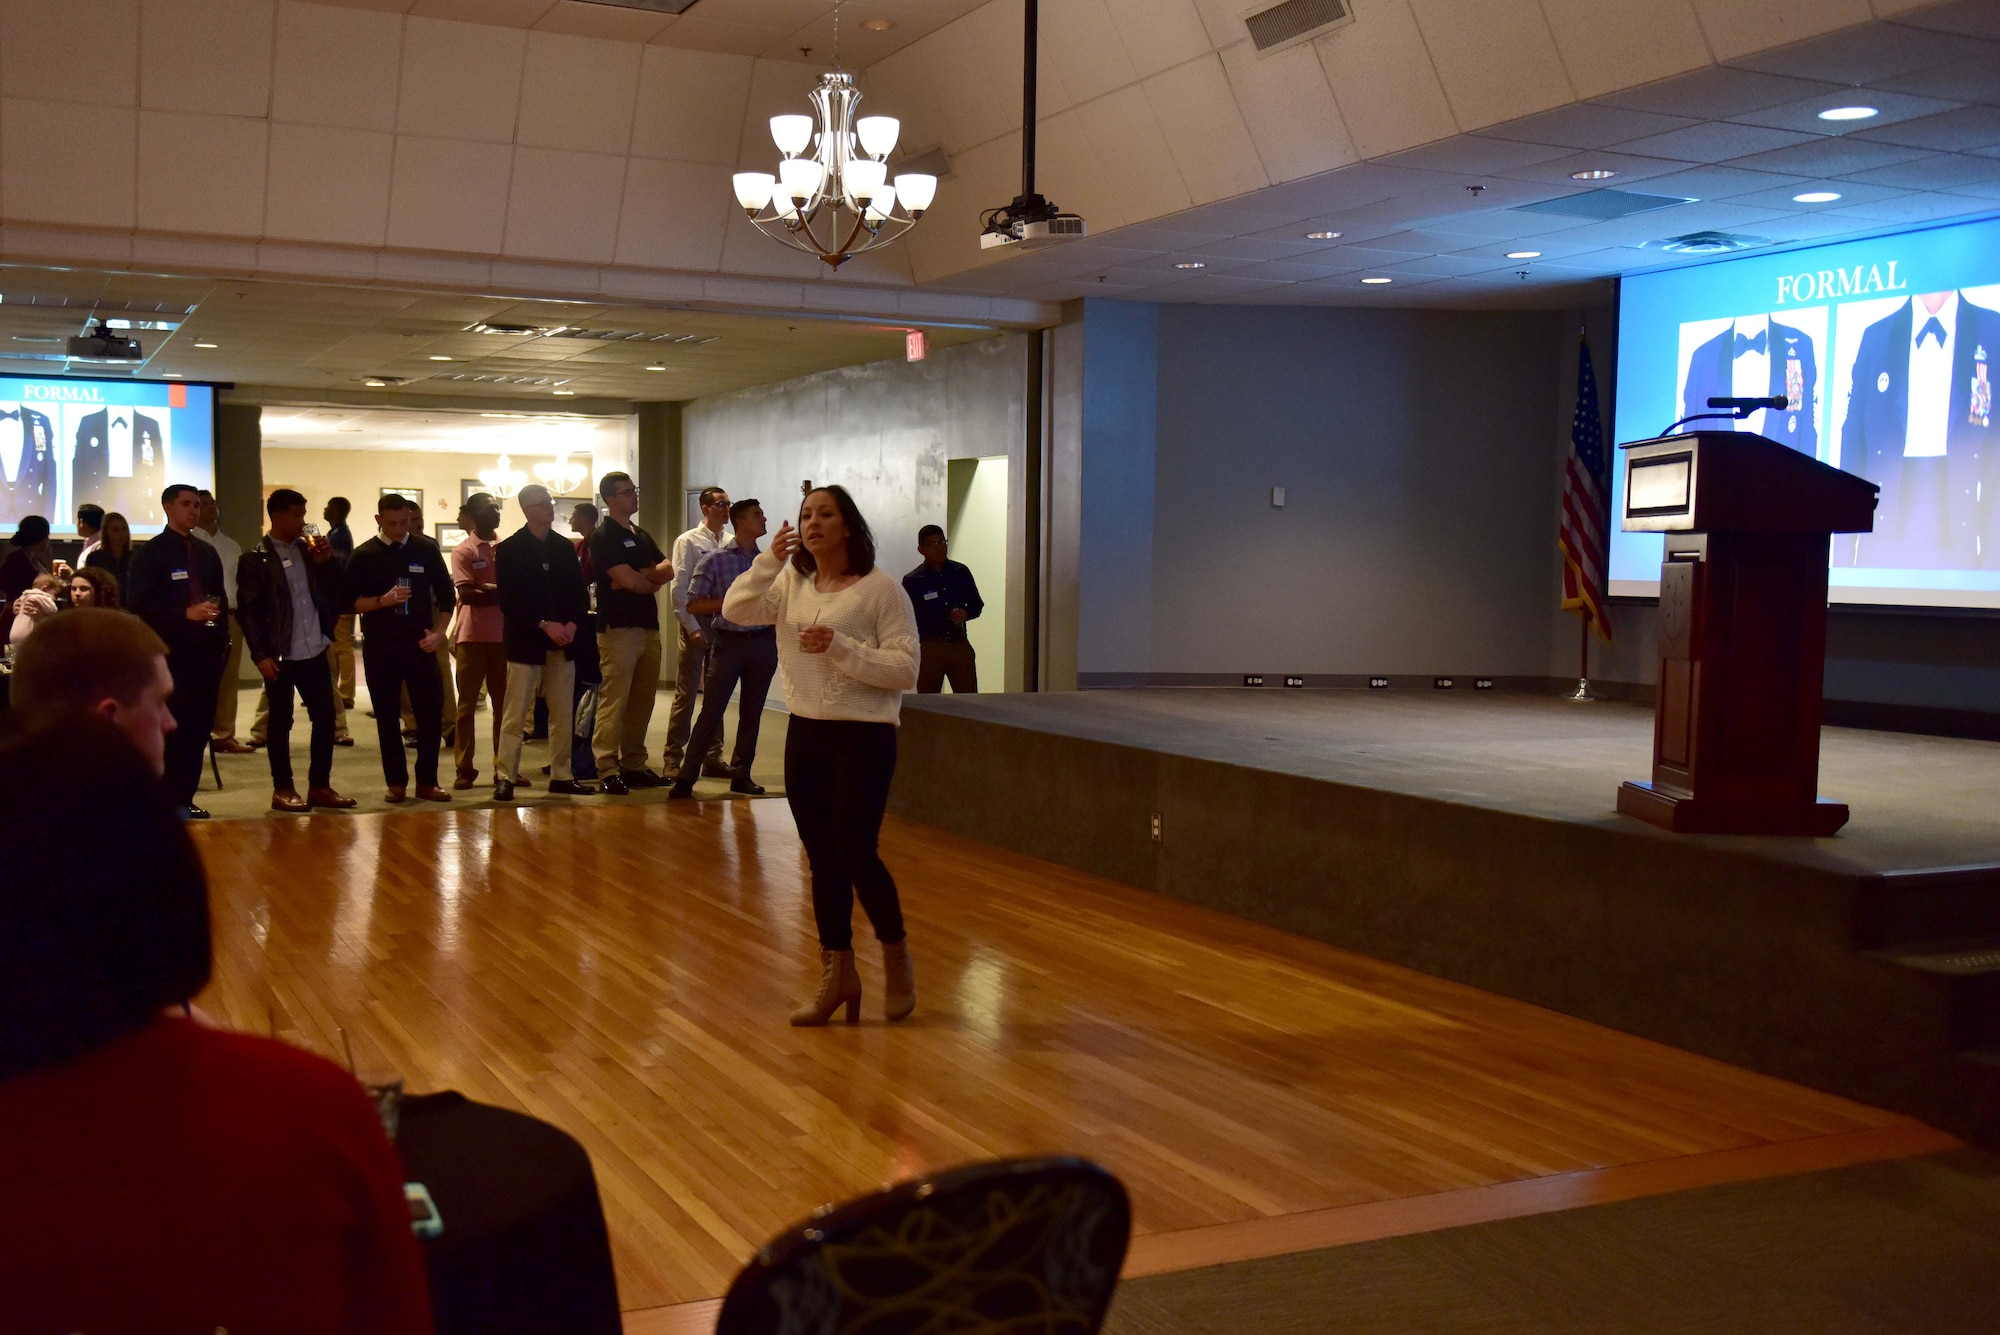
[189,800,1941,1319]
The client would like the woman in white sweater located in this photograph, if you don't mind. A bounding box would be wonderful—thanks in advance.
[722,485,921,1025]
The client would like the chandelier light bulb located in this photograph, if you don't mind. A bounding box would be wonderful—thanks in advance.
[855,115,900,159]
[866,184,896,221]
[845,158,888,202]
[771,114,814,156]
[893,172,937,215]
[779,156,825,203]
[732,172,776,212]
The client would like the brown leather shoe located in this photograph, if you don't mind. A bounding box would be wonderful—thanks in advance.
[416,784,452,802]
[385,785,408,802]
[214,738,255,755]
[453,771,478,790]
[270,788,309,813]
[307,787,357,809]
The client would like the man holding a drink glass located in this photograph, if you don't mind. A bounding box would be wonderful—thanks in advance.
[125,483,230,821]
[344,494,456,802]
[234,488,355,814]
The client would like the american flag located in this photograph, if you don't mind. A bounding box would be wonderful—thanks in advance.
[1560,338,1613,642]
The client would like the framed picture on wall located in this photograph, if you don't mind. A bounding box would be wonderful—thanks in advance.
[461,479,485,506]
[435,523,467,550]
[380,486,422,512]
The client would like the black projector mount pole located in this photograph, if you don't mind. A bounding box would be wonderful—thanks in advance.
[980,0,1071,241]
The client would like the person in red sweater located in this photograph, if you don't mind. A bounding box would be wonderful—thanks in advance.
[0,710,433,1335]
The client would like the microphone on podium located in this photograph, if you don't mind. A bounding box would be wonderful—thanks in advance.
[1707,395,1789,411]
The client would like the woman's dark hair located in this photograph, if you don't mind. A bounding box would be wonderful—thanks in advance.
[792,485,875,578]
[0,711,211,1079]
[10,515,49,547]
[101,512,132,558]
[70,564,121,609]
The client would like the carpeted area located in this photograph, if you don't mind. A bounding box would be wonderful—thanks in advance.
[202,683,789,820]
[1103,1150,2000,1334]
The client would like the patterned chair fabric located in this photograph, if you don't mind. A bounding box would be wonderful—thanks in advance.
[716,1156,1132,1335]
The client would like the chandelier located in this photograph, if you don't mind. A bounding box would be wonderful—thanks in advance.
[534,454,585,495]
[478,454,525,500]
[730,4,937,269]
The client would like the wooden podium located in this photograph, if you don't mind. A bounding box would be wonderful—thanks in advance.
[1615,431,1877,836]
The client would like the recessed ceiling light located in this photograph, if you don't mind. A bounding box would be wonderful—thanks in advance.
[1571,169,1617,181]
[1793,190,1842,203]
[193,341,217,348]
[160,372,182,378]
[1818,106,1878,121]
[1174,261,1206,269]
[364,378,387,387]
[1361,276,1393,285]
[429,355,453,361]
[552,389,575,395]
[862,17,893,30]
[645,365,667,371]
[1505,250,1542,259]
[1305,230,1341,240]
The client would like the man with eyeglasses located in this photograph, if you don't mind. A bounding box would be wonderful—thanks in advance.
[665,485,731,784]
[588,472,673,794]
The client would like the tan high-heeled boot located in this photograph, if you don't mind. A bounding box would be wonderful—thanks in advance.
[882,940,915,1021]
[790,949,862,1026]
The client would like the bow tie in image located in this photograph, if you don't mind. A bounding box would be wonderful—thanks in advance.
[1733,330,1767,357]
[1918,316,1947,350]
[0,409,18,422]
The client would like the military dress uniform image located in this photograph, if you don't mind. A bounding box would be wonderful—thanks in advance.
[1678,313,1821,457]
[0,403,57,527]
[1838,291,2000,569]
[72,407,166,527]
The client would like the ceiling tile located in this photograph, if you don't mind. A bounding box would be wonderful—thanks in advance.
[1537,0,1711,102]
[1495,150,1696,186]
[1216,37,1357,185]
[1818,190,1996,222]
[1888,0,2000,41]
[398,18,528,144]
[1726,89,1963,135]
[1840,152,2000,192]
[629,46,754,165]
[1609,121,1819,163]
[1690,0,1873,63]
[1042,0,1135,107]
[1142,54,1270,206]
[1725,135,1933,175]
[1376,252,1514,277]
[1593,66,1843,118]
[1076,84,1193,224]
[0,0,139,108]
[1479,103,1697,150]
[517,31,644,156]
[1711,178,1908,209]
[661,16,794,57]
[142,0,274,117]
[1852,104,2000,151]
[1408,0,1575,130]
[1868,54,2000,105]
[1102,0,1211,80]
[410,0,551,25]
[531,0,671,41]
[1730,22,1988,84]
[1379,136,1575,177]
[1314,0,1458,158]
[1633,164,1813,199]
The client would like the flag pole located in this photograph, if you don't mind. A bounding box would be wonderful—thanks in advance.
[1569,610,1596,702]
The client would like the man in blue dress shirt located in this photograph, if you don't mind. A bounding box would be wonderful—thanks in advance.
[902,525,983,694]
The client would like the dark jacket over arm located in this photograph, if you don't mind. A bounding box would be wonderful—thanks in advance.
[236,538,341,664]
[497,528,590,664]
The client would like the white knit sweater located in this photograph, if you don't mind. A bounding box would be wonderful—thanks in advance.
[722,550,920,724]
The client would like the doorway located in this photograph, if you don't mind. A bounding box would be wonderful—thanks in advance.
[945,456,1009,691]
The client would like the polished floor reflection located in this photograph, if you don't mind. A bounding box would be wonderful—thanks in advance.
[190,803,1921,1314]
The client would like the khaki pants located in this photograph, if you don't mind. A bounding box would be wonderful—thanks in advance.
[251,647,348,742]
[331,614,356,703]
[452,640,508,781]
[211,628,245,740]
[664,623,722,775]
[917,638,978,694]
[594,625,661,776]
[500,652,575,783]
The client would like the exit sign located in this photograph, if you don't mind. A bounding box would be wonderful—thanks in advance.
[906,329,928,361]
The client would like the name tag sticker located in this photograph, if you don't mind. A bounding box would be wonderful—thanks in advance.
[280,558,293,569]
[408,563,424,573]
[923,590,940,600]
[471,559,487,569]
[624,538,637,548]
[171,569,189,581]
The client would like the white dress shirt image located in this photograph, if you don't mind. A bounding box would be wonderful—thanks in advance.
[1904,292,1956,458]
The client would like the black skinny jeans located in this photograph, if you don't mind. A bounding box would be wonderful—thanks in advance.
[265,650,337,791]
[784,715,905,952]
[363,639,443,787]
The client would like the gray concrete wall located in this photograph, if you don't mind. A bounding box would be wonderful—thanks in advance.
[683,334,1032,684]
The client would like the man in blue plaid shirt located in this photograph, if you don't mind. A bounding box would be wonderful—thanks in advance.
[669,499,775,799]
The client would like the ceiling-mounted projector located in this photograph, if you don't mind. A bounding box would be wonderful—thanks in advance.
[979,211,1088,251]
[68,322,143,360]
[979,0,1085,253]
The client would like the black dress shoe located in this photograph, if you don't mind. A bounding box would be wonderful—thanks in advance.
[730,778,766,796]
[547,779,592,795]
[667,783,696,800]
[700,761,733,779]
[494,778,515,801]
[599,773,630,796]
[182,804,212,821]
[623,768,664,789]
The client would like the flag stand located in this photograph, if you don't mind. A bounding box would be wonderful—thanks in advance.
[1568,612,1597,702]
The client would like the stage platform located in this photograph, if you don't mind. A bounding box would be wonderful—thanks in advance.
[890,689,2000,1143]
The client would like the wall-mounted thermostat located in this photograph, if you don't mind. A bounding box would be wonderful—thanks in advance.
[1271,486,1286,507]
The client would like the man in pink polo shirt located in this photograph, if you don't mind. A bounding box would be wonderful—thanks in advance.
[449,492,509,790]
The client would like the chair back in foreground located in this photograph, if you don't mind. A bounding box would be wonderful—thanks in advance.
[715,1156,1131,1335]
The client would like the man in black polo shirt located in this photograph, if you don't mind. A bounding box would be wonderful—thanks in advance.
[494,485,592,802]
[588,471,673,795]
[902,525,984,693]
[344,493,456,801]
[124,482,229,819]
